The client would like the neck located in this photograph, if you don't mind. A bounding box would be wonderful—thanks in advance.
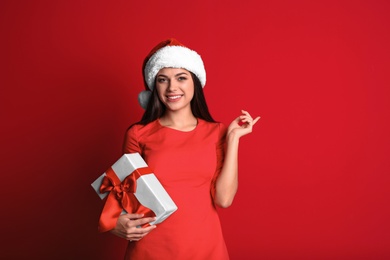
[160,110,197,131]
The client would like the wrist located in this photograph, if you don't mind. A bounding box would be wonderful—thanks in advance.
[226,131,240,144]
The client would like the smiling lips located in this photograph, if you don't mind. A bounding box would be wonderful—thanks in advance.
[167,94,183,101]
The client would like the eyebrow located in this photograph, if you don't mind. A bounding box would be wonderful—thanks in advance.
[175,72,189,77]
[157,72,190,77]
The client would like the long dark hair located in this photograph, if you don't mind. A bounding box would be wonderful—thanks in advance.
[137,72,215,125]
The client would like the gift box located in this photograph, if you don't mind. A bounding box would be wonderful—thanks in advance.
[91,153,178,232]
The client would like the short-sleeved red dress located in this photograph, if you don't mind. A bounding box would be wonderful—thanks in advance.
[122,118,229,260]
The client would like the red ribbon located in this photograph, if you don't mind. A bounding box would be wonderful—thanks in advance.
[98,166,156,232]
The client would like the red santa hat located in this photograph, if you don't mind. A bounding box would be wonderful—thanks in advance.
[138,38,206,109]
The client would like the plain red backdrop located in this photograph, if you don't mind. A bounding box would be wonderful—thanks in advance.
[1,0,390,259]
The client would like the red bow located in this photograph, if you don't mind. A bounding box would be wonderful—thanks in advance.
[98,167,156,232]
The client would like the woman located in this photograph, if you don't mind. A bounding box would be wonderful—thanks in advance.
[110,38,260,259]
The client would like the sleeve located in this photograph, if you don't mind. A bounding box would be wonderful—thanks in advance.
[210,122,227,203]
[122,125,142,154]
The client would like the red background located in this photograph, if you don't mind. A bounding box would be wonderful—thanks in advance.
[1,0,390,259]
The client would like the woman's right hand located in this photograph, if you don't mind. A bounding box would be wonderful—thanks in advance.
[110,213,157,241]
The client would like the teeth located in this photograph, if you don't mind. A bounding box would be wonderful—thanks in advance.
[167,95,182,100]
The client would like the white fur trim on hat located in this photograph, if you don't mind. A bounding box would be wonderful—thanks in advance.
[144,45,206,90]
[138,90,152,110]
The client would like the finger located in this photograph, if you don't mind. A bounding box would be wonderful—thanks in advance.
[123,213,144,220]
[128,222,157,234]
[230,116,242,126]
[252,116,261,126]
[241,109,249,116]
[240,111,260,124]
[239,116,255,127]
[240,116,252,123]
[239,114,251,120]
[240,110,253,118]
[234,115,242,122]
[129,232,149,241]
[139,225,157,233]
[126,225,157,241]
[126,233,144,241]
[134,216,157,226]
[135,223,157,232]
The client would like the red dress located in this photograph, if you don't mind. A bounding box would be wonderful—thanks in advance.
[122,118,229,260]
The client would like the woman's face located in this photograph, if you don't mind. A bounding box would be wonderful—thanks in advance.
[155,68,194,112]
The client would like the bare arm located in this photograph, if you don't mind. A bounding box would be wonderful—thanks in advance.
[214,110,260,208]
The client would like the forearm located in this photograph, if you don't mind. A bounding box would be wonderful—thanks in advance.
[214,133,240,208]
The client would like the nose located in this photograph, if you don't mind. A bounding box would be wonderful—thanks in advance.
[167,79,178,92]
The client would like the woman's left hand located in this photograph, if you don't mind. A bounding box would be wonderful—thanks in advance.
[227,110,260,139]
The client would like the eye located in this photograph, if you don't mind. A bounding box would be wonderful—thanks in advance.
[178,76,187,81]
[157,77,167,83]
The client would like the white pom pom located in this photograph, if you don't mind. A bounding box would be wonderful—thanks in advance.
[138,90,152,109]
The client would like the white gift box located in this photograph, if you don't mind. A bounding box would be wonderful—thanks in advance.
[91,153,178,225]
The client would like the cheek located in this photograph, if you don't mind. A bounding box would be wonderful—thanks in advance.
[189,89,195,99]
[156,85,165,98]
[186,83,195,98]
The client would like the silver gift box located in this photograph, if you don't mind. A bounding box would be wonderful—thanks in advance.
[91,153,178,225]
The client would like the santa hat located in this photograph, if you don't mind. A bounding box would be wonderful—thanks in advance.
[138,38,206,109]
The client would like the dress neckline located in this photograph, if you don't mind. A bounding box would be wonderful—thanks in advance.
[157,118,200,133]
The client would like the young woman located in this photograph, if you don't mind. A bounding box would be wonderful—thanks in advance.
[110,38,260,259]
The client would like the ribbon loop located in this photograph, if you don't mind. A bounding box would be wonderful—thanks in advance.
[98,167,156,232]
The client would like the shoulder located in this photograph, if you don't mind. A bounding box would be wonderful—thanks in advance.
[126,120,161,139]
[197,119,227,137]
